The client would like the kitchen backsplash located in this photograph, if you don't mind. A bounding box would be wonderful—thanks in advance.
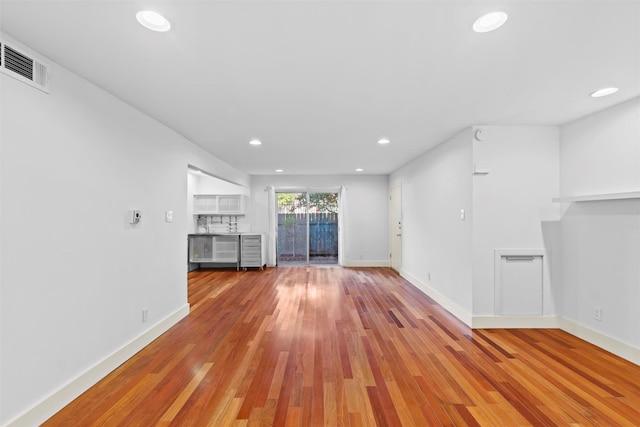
[195,215,251,234]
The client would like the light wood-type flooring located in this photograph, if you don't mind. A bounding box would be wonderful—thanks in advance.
[44,267,640,426]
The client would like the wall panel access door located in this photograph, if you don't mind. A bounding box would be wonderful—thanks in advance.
[495,254,543,316]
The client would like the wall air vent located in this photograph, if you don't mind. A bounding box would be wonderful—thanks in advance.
[0,38,51,93]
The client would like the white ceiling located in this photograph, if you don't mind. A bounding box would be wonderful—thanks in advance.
[1,1,638,176]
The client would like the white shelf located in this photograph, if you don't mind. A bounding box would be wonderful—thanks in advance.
[552,191,640,203]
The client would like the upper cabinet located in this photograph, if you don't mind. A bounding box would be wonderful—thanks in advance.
[194,194,247,215]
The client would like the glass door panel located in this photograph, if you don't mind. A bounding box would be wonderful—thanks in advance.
[308,193,338,265]
[277,193,308,265]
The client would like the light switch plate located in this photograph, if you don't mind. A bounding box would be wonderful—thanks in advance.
[165,211,173,223]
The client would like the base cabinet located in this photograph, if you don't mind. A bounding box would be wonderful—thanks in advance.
[189,233,266,271]
[189,235,239,269]
[241,234,267,269]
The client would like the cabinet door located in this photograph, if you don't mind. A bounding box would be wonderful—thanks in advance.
[194,195,217,213]
[214,235,239,262]
[218,195,241,214]
[193,194,245,215]
[189,236,214,262]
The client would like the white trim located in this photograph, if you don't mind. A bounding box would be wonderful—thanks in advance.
[399,269,472,327]
[398,269,638,365]
[338,186,347,266]
[558,317,640,365]
[3,304,190,427]
[472,315,560,329]
[470,315,638,365]
[266,186,277,267]
[271,186,341,193]
[389,183,402,273]
[344,260,390,268]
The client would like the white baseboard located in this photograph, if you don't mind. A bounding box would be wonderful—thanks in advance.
[472,315,560,329]
[399,269,472,327]
[471,316,639,365]
[558,317,640,365]
[343,260,390,267]
[397,271,638,366]
[4,304,190,427]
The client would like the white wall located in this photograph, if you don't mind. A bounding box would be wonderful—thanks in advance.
[471,126,560,316]
[249,174,389,266]
[0,37,249,425]
[559,97,640,352]
[390,128,473,320]
[560,97,640,196]
[194,173,250,195]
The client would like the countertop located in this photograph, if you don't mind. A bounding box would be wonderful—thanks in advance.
[188,232,263,237]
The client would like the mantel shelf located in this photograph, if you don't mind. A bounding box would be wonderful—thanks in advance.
[552,191,640,203]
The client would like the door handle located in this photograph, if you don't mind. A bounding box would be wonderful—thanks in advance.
[396,234,402,237]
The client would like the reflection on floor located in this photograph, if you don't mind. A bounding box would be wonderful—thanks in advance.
[278,255,338,266]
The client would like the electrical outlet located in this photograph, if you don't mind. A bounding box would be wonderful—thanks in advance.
[593,307,602,321]
[142,308,149,323]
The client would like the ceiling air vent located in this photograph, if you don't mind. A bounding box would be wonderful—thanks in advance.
[0,38,51,93]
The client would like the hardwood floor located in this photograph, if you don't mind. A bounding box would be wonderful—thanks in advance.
[44,267,640,426]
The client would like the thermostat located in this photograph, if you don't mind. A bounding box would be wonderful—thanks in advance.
[129,210,142,224]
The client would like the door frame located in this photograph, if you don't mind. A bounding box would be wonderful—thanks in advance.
[275,189,340,266]
[389,184,402,272]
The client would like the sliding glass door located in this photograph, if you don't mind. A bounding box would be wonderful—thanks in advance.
[277,192,338,265]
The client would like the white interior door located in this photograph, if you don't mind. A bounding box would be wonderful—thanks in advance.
[389,185,402,271]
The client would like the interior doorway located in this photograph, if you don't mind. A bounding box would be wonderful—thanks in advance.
[277,192,339,265]
[389,184,402,272]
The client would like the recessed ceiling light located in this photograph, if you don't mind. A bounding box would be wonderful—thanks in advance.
[590,87,619,98]
[136,11,171,32]
[355,168,364,172]
[473,11,508,33]
[249,139,262,146]
[275,169,283,173]
[378,138,391,145]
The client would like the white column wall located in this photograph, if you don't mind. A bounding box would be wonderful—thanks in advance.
[471,126,560,316]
